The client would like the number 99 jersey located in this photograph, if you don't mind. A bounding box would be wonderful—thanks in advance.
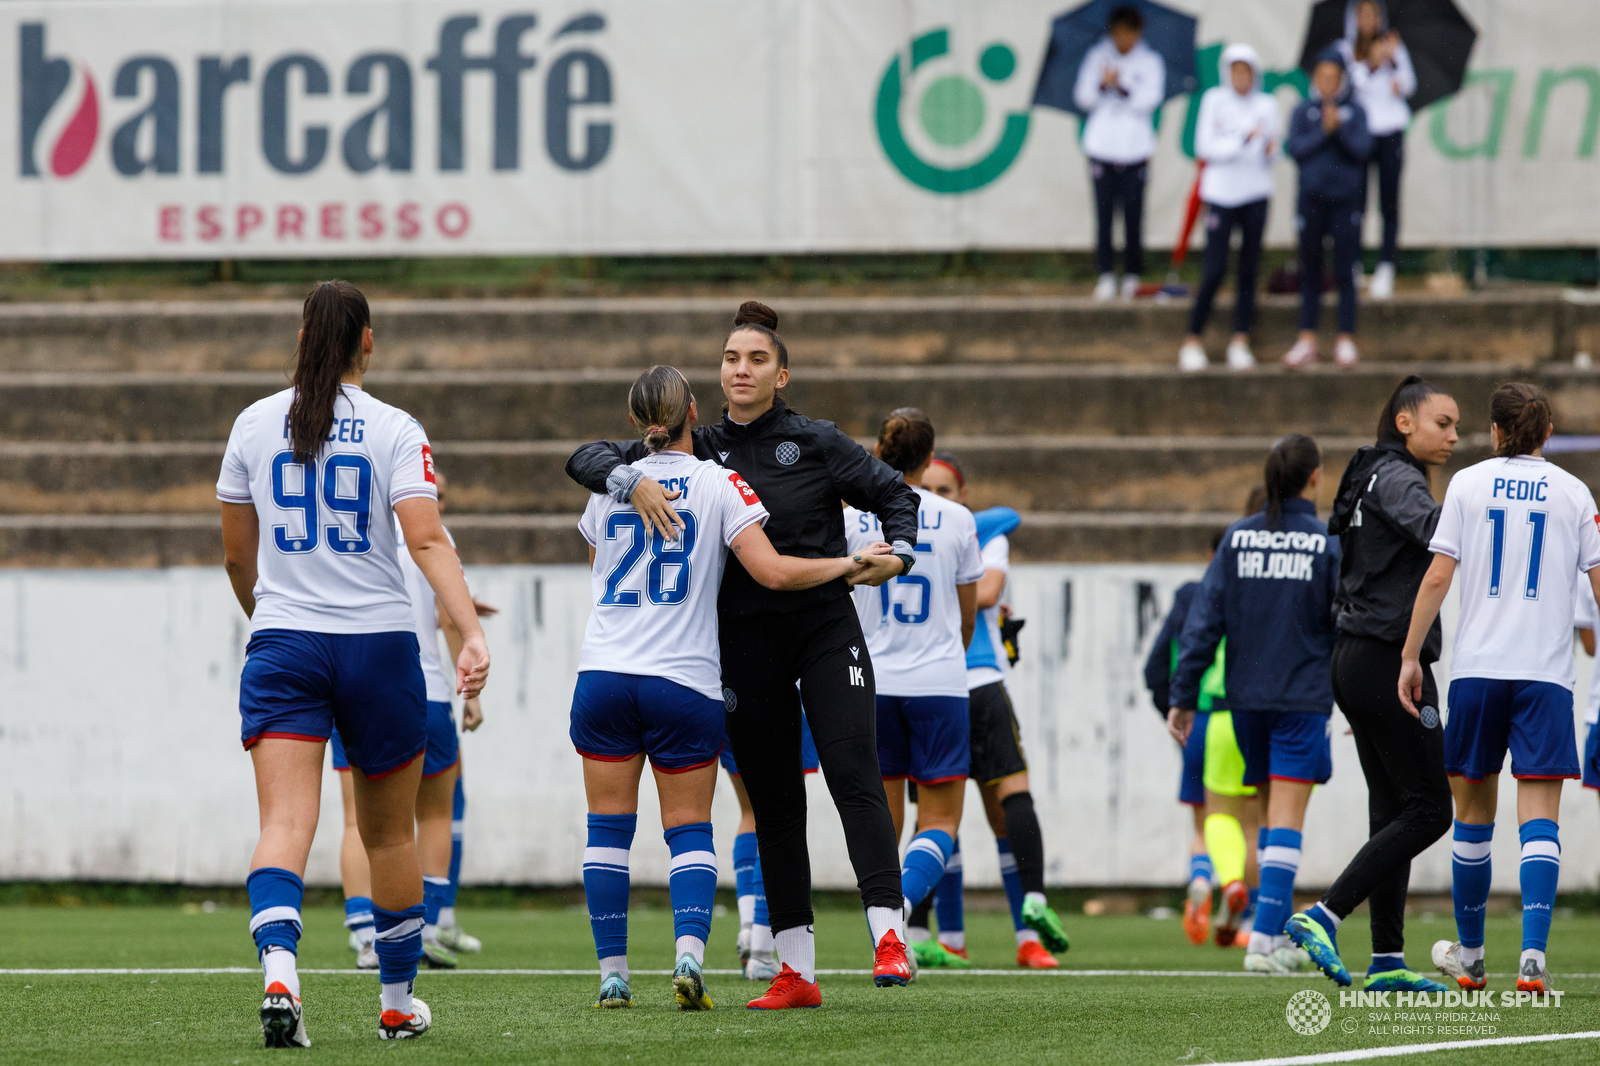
[577,451,769,701]
[845,486,985,697]
[1430,455,1600,689]
[215,385,438,634]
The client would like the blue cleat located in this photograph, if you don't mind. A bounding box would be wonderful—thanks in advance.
[1286,912,1351,987]
[1364,968,1447,993]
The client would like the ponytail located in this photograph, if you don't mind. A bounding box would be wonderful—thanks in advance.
[876,407,936,473]
[628,365,695,452]
[1376,374,1447,447]
[1489,382,1553,458]
[288,280,369,463]
[1263,434,1322,529]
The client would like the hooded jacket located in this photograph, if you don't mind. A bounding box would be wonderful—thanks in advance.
[1170,498,1341,715]
[1327,441,1443,658]
[1072,36,1166,164]
[1287,47,1374,202]
[565,399,920,618]
[1195,44,1281,208]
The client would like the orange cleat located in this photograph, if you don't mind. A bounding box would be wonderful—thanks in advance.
[944,944,969,961]
[873,929,912,987]
[1214,879,1250,948]
[1017,940,1059,969]
[746,964,821,1010]
[1183,887,1213,946]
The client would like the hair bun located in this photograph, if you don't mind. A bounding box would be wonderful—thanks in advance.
[733,300,779,332]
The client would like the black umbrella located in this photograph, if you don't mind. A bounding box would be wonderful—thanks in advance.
[1299,0,1476,112]
[1033,0,1198,116]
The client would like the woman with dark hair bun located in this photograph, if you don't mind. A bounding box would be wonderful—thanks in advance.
[566,300,922,1009]
[1167,435,1340,975]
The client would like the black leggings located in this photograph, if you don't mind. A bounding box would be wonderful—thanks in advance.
[1363,132,1404,264]
[1187,198,1269,337]
[721,596,902,933]
[1323,635,1453,954]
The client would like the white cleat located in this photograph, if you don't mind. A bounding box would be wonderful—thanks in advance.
[261,983,311,1048]
[1431,940,1485,990]
[745,953,781,982]
[1093,273,1117,301]
[1225,340,1257,370]
[378,997,431,1040]
[356,942,379,970]
[736,925,752,964]
[1178,341,1209,372]
[1244,945,1316,974]
[435,923,482,954]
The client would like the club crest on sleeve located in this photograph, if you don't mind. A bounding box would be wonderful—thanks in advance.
[421,444,436,484]
[1419,705,1440,730]
[775,441,800,466]
[722,687,738,713]
[728,473,761,505]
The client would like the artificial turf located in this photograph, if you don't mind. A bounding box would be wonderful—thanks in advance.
[4,903,1597,1065]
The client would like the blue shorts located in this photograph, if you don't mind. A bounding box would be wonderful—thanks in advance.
[333,700,458,777]
[723,714,819,776]
[1584,722,1600,790]
[1232,710,1332,786]
[1444,678,1579,781]
[876,694,971,785]
[240,629,426,779]
[1179,710,1209,806]
[570,671,724,773]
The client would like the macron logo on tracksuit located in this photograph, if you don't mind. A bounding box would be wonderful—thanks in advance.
[1231,528,1328,582]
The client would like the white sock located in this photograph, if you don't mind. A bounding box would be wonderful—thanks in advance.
[261,946,299,998]
[1273,934,1292,953]
[355,925,376,948]
[675,935,706,964]
[423,923,438,942]
[437,905,456,930]
[1460,944,1484,966]
[1247,930,1274,954]
[907,925,931,944]
[1312,902,1342,929]
[751,924,774,958]
[1024,891,1047,909]
[737,895,755,927]
[1521,948,1546,972]
[774,926,816,983]
[599,954,629,982]
[379,980,412,1014]
[1016,928,1041,947]
[865,905,901,946]
[938,931,966,951]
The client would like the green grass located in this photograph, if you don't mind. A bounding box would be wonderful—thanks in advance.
[4,903,1597,1065]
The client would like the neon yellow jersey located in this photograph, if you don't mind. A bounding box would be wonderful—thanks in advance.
[1171,637,1226,712]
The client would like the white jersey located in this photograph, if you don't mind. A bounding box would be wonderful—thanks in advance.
[846,487,985,698]
[967,534,1010,690]
[577,451,768,701]
[216,385,437,634]
[1429,455,1600,690]
[396,519,457,703]
[1574,580,1600,726]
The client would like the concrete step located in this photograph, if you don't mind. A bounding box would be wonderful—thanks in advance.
[28,434,1600,518]
[0,291,1590,372]
[0,511,1241,567]
[5,363,1594,444]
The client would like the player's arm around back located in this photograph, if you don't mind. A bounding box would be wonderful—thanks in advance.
[958,583,978,649]
[729,521,874,592]
[220,502,261,617]
[396,497,489,698]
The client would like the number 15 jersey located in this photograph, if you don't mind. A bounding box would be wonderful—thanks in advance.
[577,451,769,701]
[216,385,438,634]
[1430,455,1600,689]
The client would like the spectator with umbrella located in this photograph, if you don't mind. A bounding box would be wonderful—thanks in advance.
[1071,6,1166,301]
[1177,44,1281,373]
[1284,48,1372,370]
[1341,1,1416,301]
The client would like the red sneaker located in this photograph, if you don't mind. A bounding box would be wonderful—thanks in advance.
[1183,891,1213,946]
[746,964,821,1010]
[873,929,912,987]
[1017,940,1059,969]
[1214,879,1250,948]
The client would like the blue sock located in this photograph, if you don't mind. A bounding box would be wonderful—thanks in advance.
[446,776,465,909]
[1307,900,1341,945]
[1246,887,1259,923]
[1255,828,1302,940]
[1451,820,1494,950]
[664,821,717,954]
[1518,819,1560,954]
[247,867,304,958]
[733,832,758,923]
[997,838,1026,932]
[583,813,635,962]
[372,903,424,986]
[751,851,769,929]
[1189,852,1215,886]
[1369,952,1406,974]
[422,876,451,931]
[902,829,954,910]
[933,838,965,934]
[343,894,374,939]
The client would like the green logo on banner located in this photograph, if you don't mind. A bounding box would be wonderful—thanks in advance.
[876,29,1030,194]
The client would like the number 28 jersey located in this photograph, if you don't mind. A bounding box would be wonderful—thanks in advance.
[216,385,438,634]
[1430,455,1600,689]
[577,451,769,701]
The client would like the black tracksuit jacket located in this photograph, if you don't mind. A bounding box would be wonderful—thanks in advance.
[565,399,921,617]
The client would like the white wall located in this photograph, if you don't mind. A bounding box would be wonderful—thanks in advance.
[1,564,1596,891]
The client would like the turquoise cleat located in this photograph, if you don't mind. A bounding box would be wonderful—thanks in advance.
[595,971,633,1009]
[1364,967,1447,993]
[673,953,714,1011]
[1286,912,1351,987]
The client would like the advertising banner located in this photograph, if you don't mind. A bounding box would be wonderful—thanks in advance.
[0,0,1591,259]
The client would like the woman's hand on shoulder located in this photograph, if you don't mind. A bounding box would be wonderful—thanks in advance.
[629,477,685,542]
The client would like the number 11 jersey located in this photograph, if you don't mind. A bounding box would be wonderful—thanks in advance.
[1430,454,1600,689]
[577,451,769,701]
[216,385,438,634]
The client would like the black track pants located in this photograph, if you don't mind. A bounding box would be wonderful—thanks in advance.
[721,596,903,933]
[1323,635,1453,954]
